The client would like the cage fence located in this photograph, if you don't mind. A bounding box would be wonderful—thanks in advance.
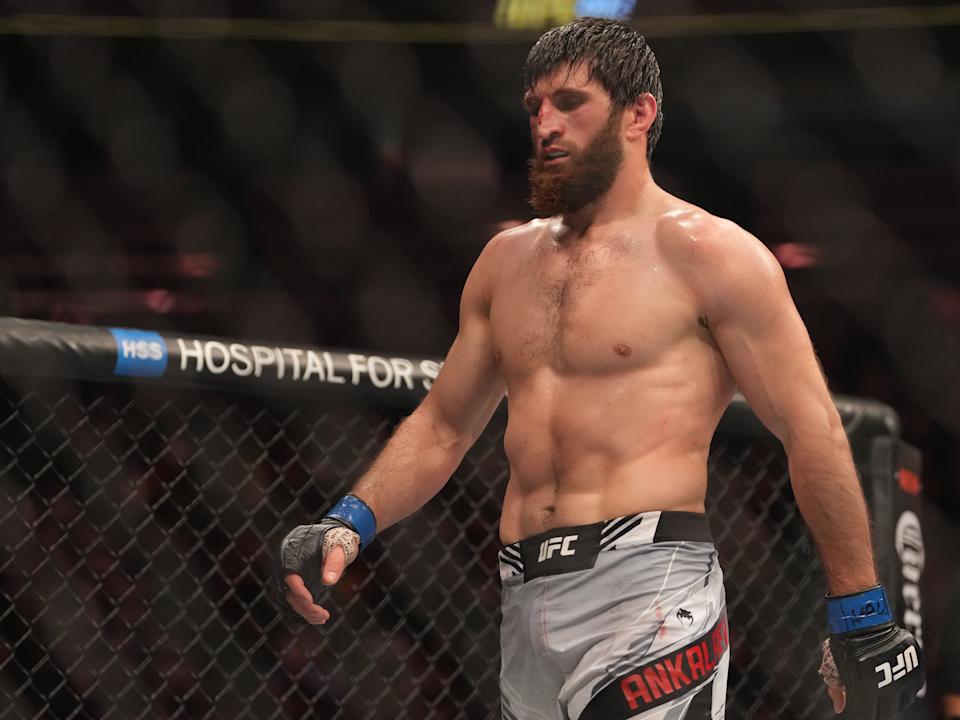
[0,320,921,720]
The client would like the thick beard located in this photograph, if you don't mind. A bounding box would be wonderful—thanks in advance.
[527,110,624,218]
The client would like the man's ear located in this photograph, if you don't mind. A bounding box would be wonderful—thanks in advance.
[623,93,657,143]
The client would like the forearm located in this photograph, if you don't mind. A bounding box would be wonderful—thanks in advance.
[347,409,468,532]
[786,420,878,595]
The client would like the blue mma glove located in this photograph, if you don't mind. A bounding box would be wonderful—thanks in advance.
[820,585,925,719]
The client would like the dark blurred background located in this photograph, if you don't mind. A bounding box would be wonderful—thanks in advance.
[0,0,957,713]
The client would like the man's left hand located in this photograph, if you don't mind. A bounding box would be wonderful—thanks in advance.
[820,585,925,719]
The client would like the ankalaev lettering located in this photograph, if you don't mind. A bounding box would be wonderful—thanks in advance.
[176,338,440,390]
[580,614,729,720]
[620,615,728,710]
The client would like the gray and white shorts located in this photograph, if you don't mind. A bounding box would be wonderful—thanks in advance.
[498,510,729,720]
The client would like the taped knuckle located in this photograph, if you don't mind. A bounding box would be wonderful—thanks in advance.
[819,638,843,687]
[322,526,360,566]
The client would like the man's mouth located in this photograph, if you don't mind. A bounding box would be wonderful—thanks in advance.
[541,149,570,163]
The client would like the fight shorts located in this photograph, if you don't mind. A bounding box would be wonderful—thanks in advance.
[498,511,728,720]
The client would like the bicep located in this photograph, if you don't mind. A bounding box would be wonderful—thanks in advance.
[704,239,839,447]
[417,244,506,445]
[421,314,505,444]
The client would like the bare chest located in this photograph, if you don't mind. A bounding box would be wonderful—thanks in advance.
[489,240,699,375]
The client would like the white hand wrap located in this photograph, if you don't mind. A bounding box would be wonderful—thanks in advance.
[279,519,360,605]
[818,638,843,687]
[322,526,359,566]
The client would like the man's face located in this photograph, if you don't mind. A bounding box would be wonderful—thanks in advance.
[524,63,624,217]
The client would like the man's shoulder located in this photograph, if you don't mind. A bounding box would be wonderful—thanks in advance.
[653,202,776,279]
[478,218,554,263]
[491,217,555,245]
[463,218,550,296]
[654,202,749,256]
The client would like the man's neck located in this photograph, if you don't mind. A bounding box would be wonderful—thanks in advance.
[561,165,659,235]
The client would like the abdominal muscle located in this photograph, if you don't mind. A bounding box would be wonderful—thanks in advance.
[497,363,734,544]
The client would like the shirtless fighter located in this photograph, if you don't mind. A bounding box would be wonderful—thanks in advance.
[280,18,924,720]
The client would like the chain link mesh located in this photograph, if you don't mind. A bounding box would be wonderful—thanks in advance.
[0,379,836,719]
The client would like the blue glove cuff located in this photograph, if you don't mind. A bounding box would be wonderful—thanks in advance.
[325,494,377,549]
[827,585,893,635]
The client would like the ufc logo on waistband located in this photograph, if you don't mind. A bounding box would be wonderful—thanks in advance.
[875,646,919,688]
[538,535,578,562]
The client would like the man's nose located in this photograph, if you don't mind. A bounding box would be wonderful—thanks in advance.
[533,102,563,140]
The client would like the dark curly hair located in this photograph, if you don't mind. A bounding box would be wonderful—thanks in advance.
[524,18,664,159]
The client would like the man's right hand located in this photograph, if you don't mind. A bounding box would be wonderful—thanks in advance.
[279,519,360,625]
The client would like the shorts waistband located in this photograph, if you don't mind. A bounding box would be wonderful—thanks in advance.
[497,510,713,583]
